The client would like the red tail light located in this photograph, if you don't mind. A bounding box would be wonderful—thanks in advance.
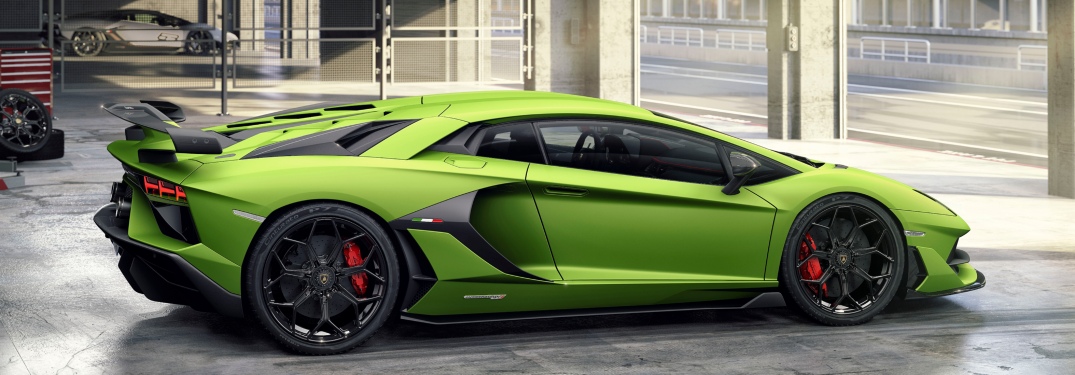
[142,176,187,202]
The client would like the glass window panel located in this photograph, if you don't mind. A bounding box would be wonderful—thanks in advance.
[890,0,910,26]
[649,0,665,16]
[1008,0,1031,32]
[745,0,763,21]
[689,0,704,17]
[976,0,1003,30]
[672,0,687,17]
[946,0,973,28]
[704,0,723,19]
[910,0,931,27]
[726,0,743,19]
[862,0,886,25]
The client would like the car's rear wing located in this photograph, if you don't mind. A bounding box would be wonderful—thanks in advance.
[103,102,234,163]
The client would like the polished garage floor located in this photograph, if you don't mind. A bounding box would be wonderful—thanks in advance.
[1,101,1074,374]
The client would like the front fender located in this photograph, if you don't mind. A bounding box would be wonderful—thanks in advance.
[746,165,961,281]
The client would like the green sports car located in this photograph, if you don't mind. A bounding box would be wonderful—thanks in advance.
[93,91,985,354]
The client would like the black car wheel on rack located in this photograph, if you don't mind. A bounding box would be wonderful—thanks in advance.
[0,89,53,155]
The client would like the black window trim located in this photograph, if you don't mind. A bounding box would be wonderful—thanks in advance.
[533,118,735,186]
[426,116,799,186]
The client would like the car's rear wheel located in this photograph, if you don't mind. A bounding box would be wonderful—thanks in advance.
[71,30,104,57]
[185,30,215,55]
[0,89,52,155]
[244,203,399,355]
[780,194,905,326]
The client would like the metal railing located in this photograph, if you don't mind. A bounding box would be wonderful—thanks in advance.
[858,37,931,63]
[657,26,704,47]
[231,38,377,88]
[714,29,765,51]
[1016,45,1047,71]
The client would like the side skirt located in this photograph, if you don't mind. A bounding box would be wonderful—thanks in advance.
[400,292,786,325]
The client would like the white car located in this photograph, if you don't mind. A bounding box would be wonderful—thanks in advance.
[54,10,239,57]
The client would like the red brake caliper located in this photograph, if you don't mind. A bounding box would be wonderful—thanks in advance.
[343,242,369,296]
[797,233,827,296]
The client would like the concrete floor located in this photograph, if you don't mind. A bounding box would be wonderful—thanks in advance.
[1,89,1074,374]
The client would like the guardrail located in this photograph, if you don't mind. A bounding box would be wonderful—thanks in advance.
[1016,45,1047,71]
[859,37,931,63]
[715,29,765,51]
[657,26,704,47]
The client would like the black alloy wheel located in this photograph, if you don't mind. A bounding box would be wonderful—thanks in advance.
[0,89,52,155]
[71,30,104,57]
[780,194,906,326]
[245,204,399,355]
[185,30,215,55]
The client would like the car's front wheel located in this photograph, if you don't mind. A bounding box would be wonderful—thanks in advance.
[70,29,104,57]
[184,30,215,55]
[780,194,906,326]
[244,203,399,355]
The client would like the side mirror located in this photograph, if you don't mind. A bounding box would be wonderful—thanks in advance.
[722,151,760,195]
[140,100,185,123]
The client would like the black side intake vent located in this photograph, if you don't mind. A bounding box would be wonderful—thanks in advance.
[337,120,416,155]
[274,112,322,120]
[325,104,375,111]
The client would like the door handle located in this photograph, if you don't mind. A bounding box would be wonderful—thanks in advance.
[544,186,588,197]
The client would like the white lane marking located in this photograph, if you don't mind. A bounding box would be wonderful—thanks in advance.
[847,83,1046,107]
[851,92,1048,116]
[848,128,1048,158]
[640,98,769,119]
[641,69,766,86]
[642,69,1048,116]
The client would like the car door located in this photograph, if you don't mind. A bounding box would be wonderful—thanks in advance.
[420,121,561,281]
[115,12,183,48]
[526,119,778,281]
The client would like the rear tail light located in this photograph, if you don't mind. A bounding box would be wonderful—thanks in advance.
[142,176,187,202]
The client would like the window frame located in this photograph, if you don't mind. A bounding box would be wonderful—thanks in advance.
[427,116,798,187]
[533,118,737,185]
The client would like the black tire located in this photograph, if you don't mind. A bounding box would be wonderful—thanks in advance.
[780,194,906,326]
[244,203,399,355]
[70,29,104,57]
[0,89,53,155]
[185,30,215,55]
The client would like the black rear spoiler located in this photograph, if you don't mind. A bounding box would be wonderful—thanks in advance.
[103,102,234,163]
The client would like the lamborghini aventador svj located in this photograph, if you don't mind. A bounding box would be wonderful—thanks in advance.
[93,91,985,354]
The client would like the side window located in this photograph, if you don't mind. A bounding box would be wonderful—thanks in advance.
[133,13,159,25]
[535,121,729,185]
[723,145,798,186]
[474,123,545,164]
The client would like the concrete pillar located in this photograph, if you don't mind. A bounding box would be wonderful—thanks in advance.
[1047,0,1075,198]
[455,0,480,82]
[766,0,846,140]
[525,0,640,105]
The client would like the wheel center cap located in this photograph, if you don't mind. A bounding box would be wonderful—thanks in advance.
[14,118,22,125]
[311,266,337,291]
[835,249,852,267]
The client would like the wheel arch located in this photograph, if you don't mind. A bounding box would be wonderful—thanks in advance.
[774,191,909,276]
[240,198,433,318]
